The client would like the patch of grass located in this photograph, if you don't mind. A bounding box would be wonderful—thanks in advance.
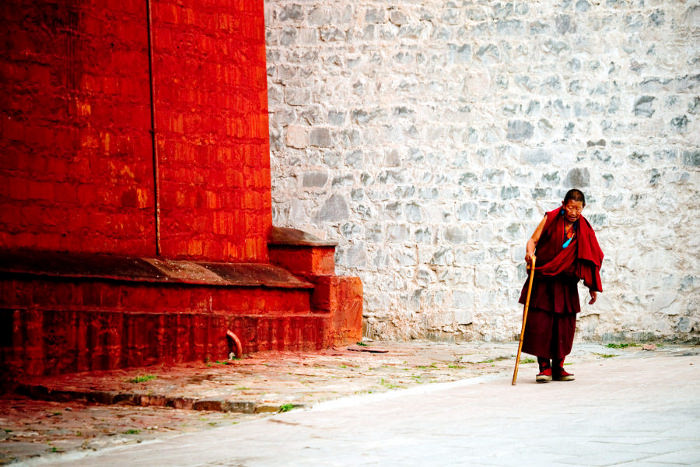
[208,422,218,427]
[380,378,403,389]
[235,386,251,391]
[279,404,295,413]
[448,364,465,369]
[213,360,236,365]
[606,343,638,349]
[595,353,618,359]
[520,358,536,364]
[128,374,157,384]
[356,341,368,346]
[417,363,438,370]
[122,429,141,435]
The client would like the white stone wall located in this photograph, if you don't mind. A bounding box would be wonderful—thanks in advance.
[264,0,700,342]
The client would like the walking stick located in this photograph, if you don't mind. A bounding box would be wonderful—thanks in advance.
[512,255,536,385]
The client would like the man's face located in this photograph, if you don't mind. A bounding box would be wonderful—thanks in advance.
[562,200,584,223]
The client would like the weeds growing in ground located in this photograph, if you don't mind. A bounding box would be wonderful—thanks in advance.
[595,353,618,358]
[417,363,438,370]
[123,429,141,435]
[606,343,638,349]
[279,404,295,413]
[128,374,157,383]
[379,378,403,389]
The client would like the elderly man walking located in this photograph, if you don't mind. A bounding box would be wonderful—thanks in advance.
[519,189,604,383]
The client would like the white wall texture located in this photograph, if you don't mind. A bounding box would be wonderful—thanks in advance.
[264,0,700,342]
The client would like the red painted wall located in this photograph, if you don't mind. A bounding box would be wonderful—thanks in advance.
[153,0,271,261]
[0,0,155,255]
[0,0,271,262]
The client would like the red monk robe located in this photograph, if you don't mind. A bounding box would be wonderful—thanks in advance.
[519,207,604,359]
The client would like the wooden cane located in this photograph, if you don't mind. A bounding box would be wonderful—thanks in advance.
[512,255,536,385]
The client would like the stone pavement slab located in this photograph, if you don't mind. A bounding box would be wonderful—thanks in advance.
[14,345,700,467]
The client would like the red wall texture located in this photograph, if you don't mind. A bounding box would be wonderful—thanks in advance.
[153,0,271,261]
[0,0,271,262]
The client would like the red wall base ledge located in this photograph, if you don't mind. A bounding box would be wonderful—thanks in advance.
[0,247,361,380]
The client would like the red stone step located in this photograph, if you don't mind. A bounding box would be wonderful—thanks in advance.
[0,249,362,379]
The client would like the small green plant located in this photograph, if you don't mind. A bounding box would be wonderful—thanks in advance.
[606,343,638,349]
[128,374,157,383]
[379,378,402,389]
[595,353,618,359]
[448,364,465,369]
[123,429,141,435]
[279,404,295,413]
[520,358,536,364]
[356,341,368,346]
[419,362,438,369]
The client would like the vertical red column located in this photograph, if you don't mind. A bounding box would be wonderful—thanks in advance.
[152,0,272,262]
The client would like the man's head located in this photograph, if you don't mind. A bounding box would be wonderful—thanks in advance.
[561,189,586,223]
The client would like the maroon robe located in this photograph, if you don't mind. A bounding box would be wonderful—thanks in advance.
[519,207,604,359]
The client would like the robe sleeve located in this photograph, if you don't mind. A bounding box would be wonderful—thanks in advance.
[576,216,604,292]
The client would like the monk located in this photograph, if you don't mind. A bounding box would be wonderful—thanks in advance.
[519,189,604,383]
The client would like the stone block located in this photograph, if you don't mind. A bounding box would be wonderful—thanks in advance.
[507,120,533,141]
[310,128,332,147]
[285,87,311,106]
[302,171,328,187]
[634,96,655,117]
[565,168,590,187]
[317,194,349,222]
[682,151,700,166]
[285,125,307,148]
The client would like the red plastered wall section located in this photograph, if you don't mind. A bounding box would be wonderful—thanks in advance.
[0,0,156,256]
[0,0,271,263]
[153,0,272,262]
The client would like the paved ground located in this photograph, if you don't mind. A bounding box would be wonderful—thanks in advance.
[2,341,698,466]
